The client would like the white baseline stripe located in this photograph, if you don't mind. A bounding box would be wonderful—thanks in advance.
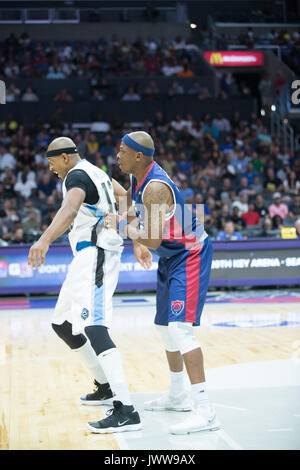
[214,402,248,412]
[216,429,243,450]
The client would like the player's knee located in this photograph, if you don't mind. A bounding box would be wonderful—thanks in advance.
[52,321,87,350]
[155,324,179,352]
[84,325,116,356]
[167,322,200,355]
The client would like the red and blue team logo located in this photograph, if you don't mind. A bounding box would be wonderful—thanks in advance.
[171,300,185,315]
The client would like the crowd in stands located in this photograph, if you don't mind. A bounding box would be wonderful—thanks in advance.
[4,78,216,103]
[0,33,201,81]
[213,26,300,75]
[0,110,299,246]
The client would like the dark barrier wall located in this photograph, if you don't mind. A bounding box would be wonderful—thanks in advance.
[0,239,299,295]
[0,97,256,123]
[5,76,215,98]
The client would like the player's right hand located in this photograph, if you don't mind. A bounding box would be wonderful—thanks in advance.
[133,241,152,270]
[28,239,49,270]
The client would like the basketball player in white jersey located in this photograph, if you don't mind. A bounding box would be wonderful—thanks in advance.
[28,136,151,434]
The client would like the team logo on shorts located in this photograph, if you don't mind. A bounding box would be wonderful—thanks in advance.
[171,300,185,315]
[81,308,89,320]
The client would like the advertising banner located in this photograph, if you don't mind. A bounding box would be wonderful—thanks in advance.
[204,51,264,67]
[0,240,299,294]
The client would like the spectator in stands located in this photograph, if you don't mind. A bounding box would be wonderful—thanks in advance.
[11,227,25,244]
[250,151,264,173]
[37,172,57,199]
[22,209,41,235]
[283,170,300,196]
[251,175,264,194]
[85,133,99,155]
[179,179,194,203]
[258,127,272,147]
[231,150,249,175]
[295,218,300,238]
[122,86,141,101]
[100,134,115,158]
[216,220,244,241]
[6,83,21,102]
[46,66,66,79]
[167,80,184,98]
[289,194,300,218]
[258,74,274,111]
[212,113,231,133]
[268,192,289,219]
[21,85,39,102]
[161,57,183,77]
[176,151,193,174]
[187,81,203,95]
[14,171,37,199]
[230,205,246,231]
[0,145,16,171]
[177,63,195,77]
[198,87,211,100]
[54,89,73,102]
[264,167,284,193]
[231,191,249,216]
[91,89,104,101]
[203,115,219,140]
[254,194,268,219]
[272,214,283,230]
[274,72,286,96]
[143,80,159,100]
[241,202,260,226]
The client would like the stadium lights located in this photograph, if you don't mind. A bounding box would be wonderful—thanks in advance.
[271,104,276,112]
[260,109,265,116]
[190,23,197,29]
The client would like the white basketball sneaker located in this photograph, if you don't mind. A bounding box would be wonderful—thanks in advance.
[169,405,220,434]
[144,392,192,412]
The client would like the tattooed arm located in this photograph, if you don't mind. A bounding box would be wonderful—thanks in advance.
[106,181,174,250]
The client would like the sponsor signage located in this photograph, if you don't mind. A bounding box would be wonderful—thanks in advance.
[204,51,264,67]
[0,240,300,294]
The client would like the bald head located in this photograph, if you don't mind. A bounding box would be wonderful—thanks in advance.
[128,131,154,154]
[48,136,78,155]
[47,136,80,179]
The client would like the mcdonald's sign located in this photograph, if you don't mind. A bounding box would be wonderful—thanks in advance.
[204,51,264,67]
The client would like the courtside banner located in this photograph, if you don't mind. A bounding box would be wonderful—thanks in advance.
[0,239,300,294]
[204,51,264,67]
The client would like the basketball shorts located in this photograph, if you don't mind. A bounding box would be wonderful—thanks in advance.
[52,245,121,335]
[155,236,213,327]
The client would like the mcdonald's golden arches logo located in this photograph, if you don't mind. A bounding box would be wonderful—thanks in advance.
[209,53,224,65]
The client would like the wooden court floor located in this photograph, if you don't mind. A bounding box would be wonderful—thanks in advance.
[1,300,300,450]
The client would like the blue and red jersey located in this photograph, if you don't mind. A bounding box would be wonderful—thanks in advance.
[131,161,207,258]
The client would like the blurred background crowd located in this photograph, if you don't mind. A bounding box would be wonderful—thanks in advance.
[0,0,300,246]
[1,107,299,246]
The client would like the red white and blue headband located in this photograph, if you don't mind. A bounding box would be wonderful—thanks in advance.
[122,134,155,157]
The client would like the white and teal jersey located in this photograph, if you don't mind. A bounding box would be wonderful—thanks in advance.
[62,159,123,255]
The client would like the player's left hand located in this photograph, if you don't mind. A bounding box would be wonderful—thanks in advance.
[133,242,152,270]
[28,238,50,270]
[104,213,122,231]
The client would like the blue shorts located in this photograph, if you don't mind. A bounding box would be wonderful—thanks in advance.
[155,236,213,326]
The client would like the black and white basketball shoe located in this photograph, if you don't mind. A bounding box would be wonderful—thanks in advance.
[80,380,115,406]
[87,400,142,433]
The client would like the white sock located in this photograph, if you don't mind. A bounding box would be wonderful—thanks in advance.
[98,348,132,406]
[169,370,185,395]
[74,340,107,385]
[191,382,210,411]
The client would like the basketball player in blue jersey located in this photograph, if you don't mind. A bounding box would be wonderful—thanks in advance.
[104,131,220,434]
[28,136,152,434]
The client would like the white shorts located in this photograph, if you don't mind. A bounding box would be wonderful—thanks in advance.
[52,246,121,335]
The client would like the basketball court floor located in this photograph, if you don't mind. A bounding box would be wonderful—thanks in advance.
[1,289,300,450]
